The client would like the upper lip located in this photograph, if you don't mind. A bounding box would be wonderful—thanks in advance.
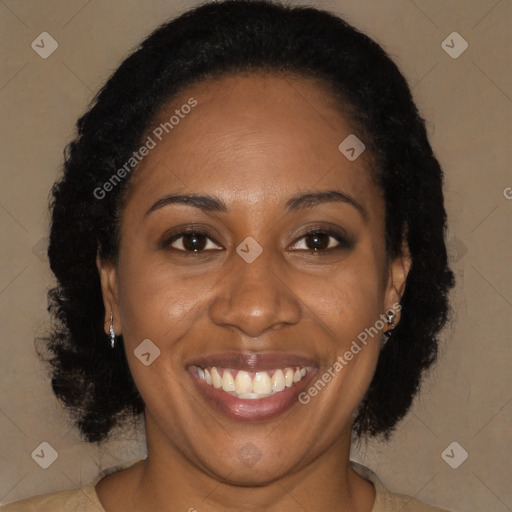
[187,351,319,372]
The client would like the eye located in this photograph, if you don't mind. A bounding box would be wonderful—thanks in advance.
[290,228,353,253]
[163,230,222,253]
[161,226,353,255]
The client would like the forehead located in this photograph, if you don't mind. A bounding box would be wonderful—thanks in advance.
[123,72,380,216]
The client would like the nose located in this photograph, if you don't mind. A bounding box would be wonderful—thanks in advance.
[209,249,302,338]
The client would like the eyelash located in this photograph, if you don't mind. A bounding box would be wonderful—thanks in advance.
[161,225,353,255]
[291,227,353,252]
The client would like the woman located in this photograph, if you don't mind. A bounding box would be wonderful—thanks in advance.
[1,1,455,510]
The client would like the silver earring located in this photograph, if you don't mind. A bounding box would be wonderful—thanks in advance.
[384,310,397,338]
[386,310,396,325]
[109,312,116,349]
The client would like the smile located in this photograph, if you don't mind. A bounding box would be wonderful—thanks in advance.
[194,366,311,399]
[187,352,319,421]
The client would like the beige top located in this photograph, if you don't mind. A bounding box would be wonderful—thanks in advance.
[0,458,451,511]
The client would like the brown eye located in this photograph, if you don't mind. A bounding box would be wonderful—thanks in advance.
[304,232,331,251]
[164,230,222,252]
[180,233,207,251]
[290,228,353,253]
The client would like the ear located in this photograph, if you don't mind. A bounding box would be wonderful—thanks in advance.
[96,250,121,336]
[384,239,412,327]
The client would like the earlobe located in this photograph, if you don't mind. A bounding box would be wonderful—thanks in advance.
[393,244,412,297]
[96,251,121,336]
[385,240,412,322]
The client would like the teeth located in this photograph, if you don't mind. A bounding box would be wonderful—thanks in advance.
[196,366,310,399]
[211,367,222,388]
[285,368,294,387]
[221,369,235,392]
[253,372,272,395]
[235,370,253,394]
[238,393,263,399]
[272,369,285,392]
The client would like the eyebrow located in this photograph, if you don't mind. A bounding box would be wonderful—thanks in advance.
[145,190,366,219]
[285,190,366,219]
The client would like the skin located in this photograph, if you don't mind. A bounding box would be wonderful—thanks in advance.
[96,73,411,512]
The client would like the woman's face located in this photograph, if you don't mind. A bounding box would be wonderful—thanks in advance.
[99,73,409,484]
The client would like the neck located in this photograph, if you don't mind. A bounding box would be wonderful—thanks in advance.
[127,419,375,512]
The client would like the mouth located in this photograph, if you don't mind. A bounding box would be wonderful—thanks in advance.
[187,352,318,421]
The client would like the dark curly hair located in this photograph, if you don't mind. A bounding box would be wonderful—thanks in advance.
[42,0,455,443]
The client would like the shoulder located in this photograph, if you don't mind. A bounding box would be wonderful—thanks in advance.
[351,461,453,512]
[0,457,146,512]
[0,484,99,512]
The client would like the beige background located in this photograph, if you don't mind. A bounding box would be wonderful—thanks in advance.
[0,0,511,510]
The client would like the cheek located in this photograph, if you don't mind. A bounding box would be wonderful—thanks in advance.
[116,255,219,346]
[297,279,383,436]
[303,255,386,343]
[293,247,386,405]
[115,259,207,413]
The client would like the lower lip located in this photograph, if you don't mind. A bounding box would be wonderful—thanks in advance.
[188,367,318,421]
